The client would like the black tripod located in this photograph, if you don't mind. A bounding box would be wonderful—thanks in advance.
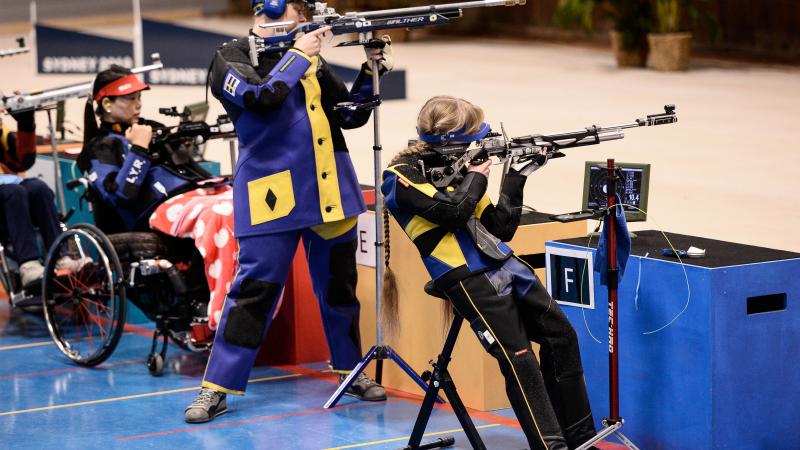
[324,34,432,409]
[403,306,486,450]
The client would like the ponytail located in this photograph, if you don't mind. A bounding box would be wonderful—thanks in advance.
[83,97,99,147]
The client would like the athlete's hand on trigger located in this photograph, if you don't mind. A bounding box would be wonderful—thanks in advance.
[467,160,491,178]
[126,123,153,149]
[294,26,331,57]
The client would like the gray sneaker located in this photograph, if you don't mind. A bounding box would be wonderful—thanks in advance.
[19,260,44,290]
[341,372,387,402]
[184,388,227,423]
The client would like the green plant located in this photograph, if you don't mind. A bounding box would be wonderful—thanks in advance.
[651,0,721,39]
[554,0,653,51]
[653,0,679,33]
[553,0,595,32]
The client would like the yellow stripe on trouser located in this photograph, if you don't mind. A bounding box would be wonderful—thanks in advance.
[300,57,345,223]
[457,281,548,449]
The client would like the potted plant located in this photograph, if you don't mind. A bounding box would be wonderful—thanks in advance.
[554,0,653,67]
[647,0,719,71]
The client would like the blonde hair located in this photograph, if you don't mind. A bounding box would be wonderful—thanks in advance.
[382,95,485,335]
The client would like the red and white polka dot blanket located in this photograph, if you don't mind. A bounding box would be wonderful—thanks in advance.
[149,185,237,330]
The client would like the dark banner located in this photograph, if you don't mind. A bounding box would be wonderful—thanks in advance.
[36,20,405,98]
[141,19,233,86]
[36,24,134,73]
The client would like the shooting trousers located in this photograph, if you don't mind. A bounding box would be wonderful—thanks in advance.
[444,256,597,450]
[202,218,362,394]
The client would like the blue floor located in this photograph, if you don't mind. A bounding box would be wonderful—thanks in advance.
[0,303,529,449]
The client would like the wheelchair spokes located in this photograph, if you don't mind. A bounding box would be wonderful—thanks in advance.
[43,226,126,366]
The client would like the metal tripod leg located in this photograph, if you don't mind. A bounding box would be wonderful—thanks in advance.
[325,345,377,409]
[386,346,437,393]
[325,345,444,409]
[404,315,485,450]
[576,420,640,450]
[438,371,485,450]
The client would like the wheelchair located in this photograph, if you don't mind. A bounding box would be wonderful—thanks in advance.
[41,179,214,376]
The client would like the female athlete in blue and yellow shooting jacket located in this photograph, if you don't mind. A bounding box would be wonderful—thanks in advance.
[381,96,598,450]
[184,0,389,424]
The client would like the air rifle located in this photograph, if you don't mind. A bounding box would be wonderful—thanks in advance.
[0,38,30,59]
[147,108,236,163]
[151,108,236,147]
[417,105,678,187]
[1,53,163,114]
[248,0,526,63]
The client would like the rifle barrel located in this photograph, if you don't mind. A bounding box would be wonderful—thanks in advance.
[354,0,524,19]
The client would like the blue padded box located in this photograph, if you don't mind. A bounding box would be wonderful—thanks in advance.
[546,231,800,450]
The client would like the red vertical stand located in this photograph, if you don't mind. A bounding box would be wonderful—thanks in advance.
[577,158,639,450]
[606,158,621,423]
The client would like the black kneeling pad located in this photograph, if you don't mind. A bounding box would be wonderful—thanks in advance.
[223,278,281,349]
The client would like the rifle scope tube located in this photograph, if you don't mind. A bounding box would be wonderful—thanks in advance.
[353,0,525,19]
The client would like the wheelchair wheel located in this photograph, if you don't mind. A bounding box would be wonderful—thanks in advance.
[42,224,126,366]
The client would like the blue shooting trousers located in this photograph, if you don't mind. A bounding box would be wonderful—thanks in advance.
[202,217,362,394]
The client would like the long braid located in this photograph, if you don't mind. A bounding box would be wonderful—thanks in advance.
[381,205,399,336]
[381,141,430,337]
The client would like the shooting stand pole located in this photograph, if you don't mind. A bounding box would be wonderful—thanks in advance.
[45,107,68,216]
[226,136,238,169]
[324,33,435,409]
[577,158,639,450]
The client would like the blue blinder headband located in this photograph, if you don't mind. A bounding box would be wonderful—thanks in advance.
[417,122,491,145]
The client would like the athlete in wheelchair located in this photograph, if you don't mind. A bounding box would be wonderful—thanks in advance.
[41,66,236,375]
[0,106,78,310]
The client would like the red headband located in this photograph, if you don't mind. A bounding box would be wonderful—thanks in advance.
[94,74,149,102]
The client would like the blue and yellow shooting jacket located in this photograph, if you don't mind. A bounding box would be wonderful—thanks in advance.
[381,156,528,289]
[210,36,379,237]
[77,122,203,231]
